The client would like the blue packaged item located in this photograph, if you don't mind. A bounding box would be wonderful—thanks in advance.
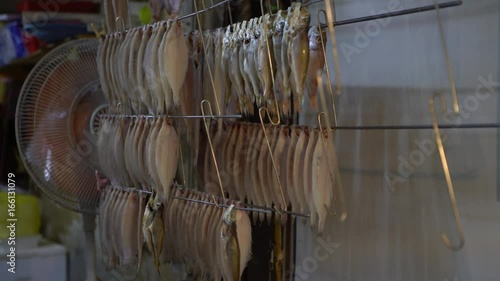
[24,22,88,44]
[0,22,28,67]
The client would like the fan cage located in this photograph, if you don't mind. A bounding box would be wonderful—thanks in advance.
[15,39,102,215]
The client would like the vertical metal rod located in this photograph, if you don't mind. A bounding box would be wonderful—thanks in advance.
[317,10,338,126]
[322,0,342,96]
[194,0,223,115]
[433,0,459,115]
[260,0,281,124]
[200,100,226,201]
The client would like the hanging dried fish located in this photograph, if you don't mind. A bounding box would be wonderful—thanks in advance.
[257,14,276,113]
[128,28,144,114]
[149,0,163,21]
[312,131,336,235]
[229,23,248,115]
[164,20,189,108]
[280,7,294,115]
[112,0,131,29]
[164,0,185,17]
[245,19,263,108]
[155,119,179,201]
[306,25,327,111]
[214,28,226,114]
[138,26,154,114]
[149,195,164,273]
[288,4,311,112]
[121,191,139,275]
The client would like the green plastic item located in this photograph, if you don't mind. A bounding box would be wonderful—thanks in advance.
[139,5,153,25]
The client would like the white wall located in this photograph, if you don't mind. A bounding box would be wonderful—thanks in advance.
[296,0,500,280]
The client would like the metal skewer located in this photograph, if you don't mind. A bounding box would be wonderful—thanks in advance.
[99,114,242,119]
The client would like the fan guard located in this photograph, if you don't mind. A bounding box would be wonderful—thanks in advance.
[15,39,107,215]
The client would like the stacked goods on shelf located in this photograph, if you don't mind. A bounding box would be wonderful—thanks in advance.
[19,1,101,45]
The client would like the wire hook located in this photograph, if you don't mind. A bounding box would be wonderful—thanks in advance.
[194,0,223,115]
[258,107,288,212]
[260,0,281,124]
[322,1,342,96]
[433,0,459,115]
[317,73,347,223]
[211,194,221,208]
[316,9,338,126]
[429,94,465,251]
[115,17,126,32]
[201,100,227,202]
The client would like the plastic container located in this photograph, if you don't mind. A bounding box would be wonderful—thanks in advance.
[0,242,66,281]
[0,188,41,239]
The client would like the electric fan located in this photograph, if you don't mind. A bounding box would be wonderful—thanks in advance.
[15,39,107,281]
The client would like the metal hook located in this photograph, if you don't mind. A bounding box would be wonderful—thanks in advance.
[317,10,338,126]
[223,204,237,224]
[259,0,281,124]
[201,100,227,202]
[194,0,223,115]
[201,100,216,120]
[115,17,126,32]
[227,0,233,25]
[322,1,342,96]
[258,107,288,211]
[433,0,459,115]
[211,194,222,208]
[429,94,465,251]
[317,74,347,223]
[266,0,273,15]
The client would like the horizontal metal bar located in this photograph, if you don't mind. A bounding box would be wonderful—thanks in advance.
[178,0,233,20]
[106,185,310,217]
[311,0,463,28]
[171,195,273,214]
[330,123,500,130]
[99,114,242,119]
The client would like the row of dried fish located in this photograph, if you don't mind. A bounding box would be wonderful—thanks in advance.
[97,19,189,115]
[155,187,252,280]
[98,184,252,280]
[199,121,338,234]
[98,186,144,277]
[99,1,327,119]
[203,2,327,117]
[96,116,179,200]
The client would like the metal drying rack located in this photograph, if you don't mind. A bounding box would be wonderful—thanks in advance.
[95,0,472,250]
